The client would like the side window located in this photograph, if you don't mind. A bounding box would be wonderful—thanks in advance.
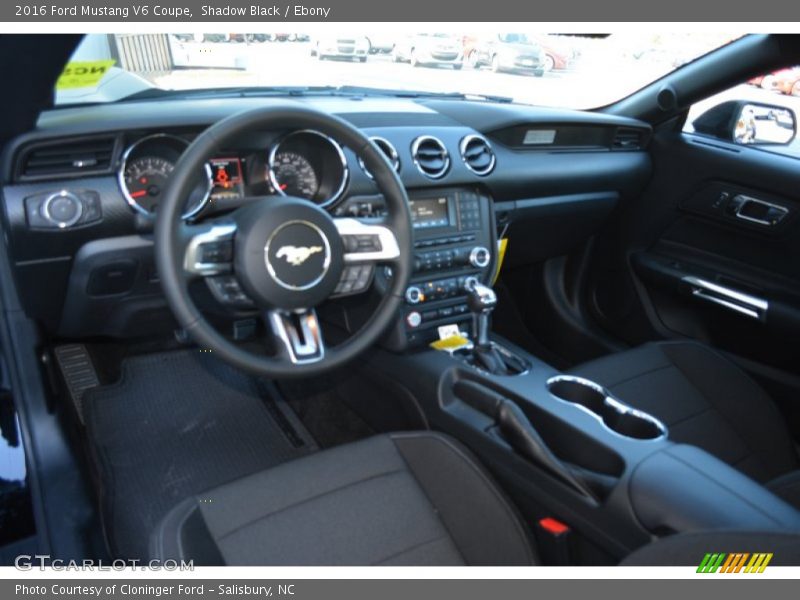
[683,67,800,159]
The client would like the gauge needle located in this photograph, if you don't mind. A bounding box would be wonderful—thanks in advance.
[130,190,148,198]
[279,184,288,191]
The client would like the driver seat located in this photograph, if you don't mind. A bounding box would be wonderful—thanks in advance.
[149,432,537,565]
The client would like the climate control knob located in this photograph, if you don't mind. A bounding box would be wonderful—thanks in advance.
[405,286,423,304]
[469,246,491,269]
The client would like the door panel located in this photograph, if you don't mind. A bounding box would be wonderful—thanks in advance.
[585,129,800,429]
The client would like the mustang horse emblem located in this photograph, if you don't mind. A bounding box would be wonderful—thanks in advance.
[275,245,324,266]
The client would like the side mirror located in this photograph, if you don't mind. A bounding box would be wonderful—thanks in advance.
[692,100,797,146]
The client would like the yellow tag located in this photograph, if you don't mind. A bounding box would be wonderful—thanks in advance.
[430,335,470,352]
[56,60,116,90]
[492,238,508,285]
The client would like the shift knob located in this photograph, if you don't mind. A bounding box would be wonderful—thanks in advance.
[466,282,497,314]
[466,282,496,347]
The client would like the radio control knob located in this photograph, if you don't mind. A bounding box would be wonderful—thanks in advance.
[469,246,491,269]
[405,286,423,304]
[463,276,480,291]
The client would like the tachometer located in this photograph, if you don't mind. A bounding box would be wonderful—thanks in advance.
[118,134,212,220]
[123,156,174,213]
[270,151,319,199]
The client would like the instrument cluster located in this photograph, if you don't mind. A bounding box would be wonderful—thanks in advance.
[117,129,350,220]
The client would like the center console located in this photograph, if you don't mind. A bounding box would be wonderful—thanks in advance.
[365,276,800,562]
[382,187,497,350]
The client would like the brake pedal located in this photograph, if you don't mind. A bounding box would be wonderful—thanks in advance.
[53,344,100,423]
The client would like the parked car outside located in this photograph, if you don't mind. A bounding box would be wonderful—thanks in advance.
[762,67,800,96]
[365,35,395,54]
[393,33,463,69]
[466,33,545,76]
[310,36,370,62]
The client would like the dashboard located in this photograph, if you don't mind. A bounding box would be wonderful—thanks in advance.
[0,96,653,340]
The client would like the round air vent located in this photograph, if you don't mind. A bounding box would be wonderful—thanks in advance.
[411,135,450,179]
[359,136,400,179]
[459,134,496,176]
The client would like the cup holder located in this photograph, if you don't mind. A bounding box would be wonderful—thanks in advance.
[547,375,667,441]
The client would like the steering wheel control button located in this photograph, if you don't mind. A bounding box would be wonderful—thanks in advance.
[265,221,331,291]
[199,240,234,264]
[342,233,383,254]
[207,276,254,307]
[406,311,423,328]
[333,265,374,297]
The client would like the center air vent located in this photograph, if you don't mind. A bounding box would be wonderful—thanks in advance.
[359,136,400,179]
[459,134,496,176]
[611,127,644,151]
[411,135,450,179]
[18,136,118,181]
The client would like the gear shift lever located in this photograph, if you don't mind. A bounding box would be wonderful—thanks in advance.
[464,279,528,376]
[466,280,497,348]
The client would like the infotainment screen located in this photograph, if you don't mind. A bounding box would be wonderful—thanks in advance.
[409,197,450,229]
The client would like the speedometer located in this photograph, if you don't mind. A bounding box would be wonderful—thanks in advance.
[123,156,174,213]
[270,152,319,199]
[267,130,349,207]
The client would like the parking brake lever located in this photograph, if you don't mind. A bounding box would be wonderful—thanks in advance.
[454,380,599,503]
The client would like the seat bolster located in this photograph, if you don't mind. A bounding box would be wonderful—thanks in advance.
[391,432,537,566]
[149,497,224,565]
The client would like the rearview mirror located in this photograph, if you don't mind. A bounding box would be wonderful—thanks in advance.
[692,100,797,146]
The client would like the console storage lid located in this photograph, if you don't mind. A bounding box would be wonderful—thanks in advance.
[629,444,800,533]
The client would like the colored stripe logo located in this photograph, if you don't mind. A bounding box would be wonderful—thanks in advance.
[697,552,773,573]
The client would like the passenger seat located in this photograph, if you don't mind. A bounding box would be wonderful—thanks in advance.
[569,341,800,507]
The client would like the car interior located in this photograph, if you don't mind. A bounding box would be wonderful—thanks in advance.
[2,33,800,566]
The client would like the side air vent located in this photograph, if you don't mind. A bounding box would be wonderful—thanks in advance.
[611,127,645,151]
[18,136,118,180]
[411,135,450,179]
[359,136,400,179]
[459,134,496,176]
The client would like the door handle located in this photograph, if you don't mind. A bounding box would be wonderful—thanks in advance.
[730,194,788,227]
[682,276,768,321]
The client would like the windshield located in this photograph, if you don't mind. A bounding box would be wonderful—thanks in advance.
[57,32,738,109]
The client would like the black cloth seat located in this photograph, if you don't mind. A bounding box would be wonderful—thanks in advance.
[150,432,537,566]
[149,427,800,566]
[570,341,800,506]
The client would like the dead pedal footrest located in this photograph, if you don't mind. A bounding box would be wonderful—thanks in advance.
[53,344,100,423]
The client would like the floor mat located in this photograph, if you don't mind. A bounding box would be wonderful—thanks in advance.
[83,350,317,559]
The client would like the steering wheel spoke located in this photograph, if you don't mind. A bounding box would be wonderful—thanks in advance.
[335,217,400,265]
[330,217,399,297]
[182,220,237,279]
[265,309,326,364]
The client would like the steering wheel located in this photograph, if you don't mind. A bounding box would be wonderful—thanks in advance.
[154,105,413,378]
